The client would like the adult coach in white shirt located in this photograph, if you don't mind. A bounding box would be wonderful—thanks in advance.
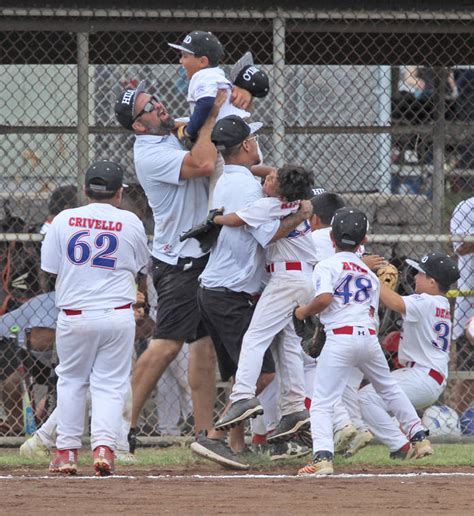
[115,82,230,463]
[41,161,149,476]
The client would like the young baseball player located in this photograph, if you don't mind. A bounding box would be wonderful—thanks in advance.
[358,252,460,457]
[294,207,431,476]
[168,31,269,205]
[214,164,316,441]
[307,192,374,457]
[41,161,149,476]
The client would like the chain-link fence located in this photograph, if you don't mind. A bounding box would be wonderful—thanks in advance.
[0,8,473,444]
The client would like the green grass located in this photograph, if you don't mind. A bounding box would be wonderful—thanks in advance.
[1,444,473,469]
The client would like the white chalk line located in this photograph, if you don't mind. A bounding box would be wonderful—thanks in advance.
[0,472,473,481]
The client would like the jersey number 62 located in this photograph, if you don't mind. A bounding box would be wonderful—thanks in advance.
[67,230,118,270]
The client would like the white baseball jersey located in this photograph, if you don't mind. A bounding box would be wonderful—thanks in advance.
[311,227,335,262]
[311,226,365,264]
[237,197,316,265]
[313,251,380,330]
[187,67,250,120]
[41,203,149,310]
[399,293,451,377]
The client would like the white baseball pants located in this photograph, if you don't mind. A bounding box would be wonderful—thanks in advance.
[230,271,313,415]
[359,366,444,451]
[333,367,366,432]
[55,308,135,451]
[310,328,425,454]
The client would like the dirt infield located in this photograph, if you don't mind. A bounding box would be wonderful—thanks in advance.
[1,463,473,515]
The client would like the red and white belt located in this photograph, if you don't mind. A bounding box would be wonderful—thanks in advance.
[332,326,376,336]
[266,261,313,273]
[63,303,132,316]
[404,361,445,386]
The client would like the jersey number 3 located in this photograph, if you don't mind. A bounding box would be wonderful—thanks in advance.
[334,274,372,304]
[432,322,450,352]
[67,230,118,270]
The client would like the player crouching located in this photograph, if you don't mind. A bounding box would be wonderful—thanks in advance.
[294,208,431,476]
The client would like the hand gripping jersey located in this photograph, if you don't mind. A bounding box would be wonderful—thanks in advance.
[399,293,452,378]
[41,203,149,310]
[312,251,380,330]
[236,197,316,265]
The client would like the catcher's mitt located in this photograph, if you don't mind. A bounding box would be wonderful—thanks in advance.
[292,308,326,359]
[179,208,224,253]
[376,263,399,291]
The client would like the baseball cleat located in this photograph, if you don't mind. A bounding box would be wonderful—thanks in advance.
[214,398,263,431]
[190,431,250,470]
[267,410,310,443]
[334,424,357,454]
[93,445,115,476]
[49,449,78,475]
[343,429,374,458]
[20,433,51,460]
[297,451,334,476]
[268,440,312,461]
[410,430,433,459]
[389,442,416,460]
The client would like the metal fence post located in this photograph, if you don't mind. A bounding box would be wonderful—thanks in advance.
[272,14,286,167]
[77,32,90,194]
[432,67,447,238]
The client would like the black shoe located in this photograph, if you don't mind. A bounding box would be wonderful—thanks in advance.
[269,440,312,461]
[128,427,138,454]
[267,410,310,442]
[410,429,429,442]
[214,397,263,431]
[389,442,414,460]
[190,431,250,470]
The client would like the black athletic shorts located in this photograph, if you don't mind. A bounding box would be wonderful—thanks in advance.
[152,255,209,342]
[197,286,275,382]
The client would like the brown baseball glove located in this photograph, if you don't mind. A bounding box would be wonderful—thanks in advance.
[376,263,399,291]
[292,308,326,359]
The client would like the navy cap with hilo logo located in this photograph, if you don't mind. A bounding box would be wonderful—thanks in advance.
[211,115,263,151]
[331,207,369,247]
[114,80,149,130]
[168,31,225,65]
[406,252,460,287]
[85,161,128,193]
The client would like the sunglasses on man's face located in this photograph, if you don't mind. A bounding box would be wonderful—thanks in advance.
[133,95,160,123]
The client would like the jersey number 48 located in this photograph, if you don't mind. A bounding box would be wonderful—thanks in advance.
[334,274,372,304]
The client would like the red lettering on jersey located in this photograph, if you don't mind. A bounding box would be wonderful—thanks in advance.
[280,200,300,210]
[435,307,451,319]
[342,261,368,273]
[69,217,75,226]
[94,219,102,230]
[74,217,82,227]
[115,222,122,231]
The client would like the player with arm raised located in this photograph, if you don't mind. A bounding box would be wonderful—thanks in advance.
[358,252,460,458]
[294,207,431,476]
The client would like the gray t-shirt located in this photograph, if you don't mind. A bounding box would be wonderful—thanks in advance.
[200,165,278,293]
[134,134,209,265]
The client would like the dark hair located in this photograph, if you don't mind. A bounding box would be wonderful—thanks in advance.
[276,164,314,202]
[220,143,243,160]
[48,185,78,215]
[85,188,117,200]
[427,275,450,294]
[311,193,346,225]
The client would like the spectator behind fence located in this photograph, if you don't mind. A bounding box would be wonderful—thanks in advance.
[0,291,58,435]
[449,196,474,414]
[0,201,42,314]
[40,186,79,236]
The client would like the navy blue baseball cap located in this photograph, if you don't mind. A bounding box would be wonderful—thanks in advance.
[406,252,460,286]
[331,207,368,247]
